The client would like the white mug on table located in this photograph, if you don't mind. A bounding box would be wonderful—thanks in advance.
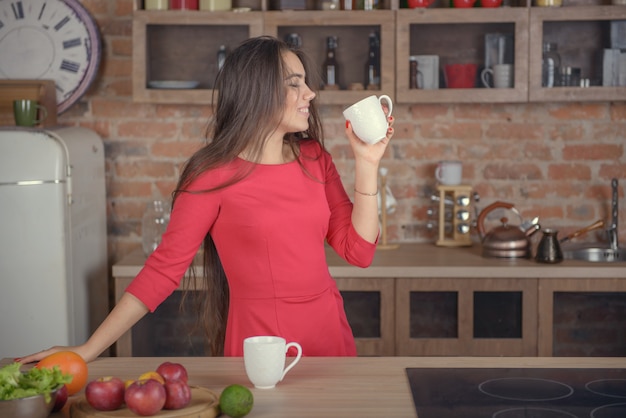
[343,94,393,145]
[243,336,303,389]
[481,64,514,89]
[435,160,463,185]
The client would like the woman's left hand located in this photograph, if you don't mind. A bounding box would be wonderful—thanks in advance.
[345,114,394,166]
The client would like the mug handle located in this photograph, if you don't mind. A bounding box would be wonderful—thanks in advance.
[435,163,443,182]
[378,95,393,118]
[416,69,424,89]
[280,342,303,382]
[35,105,48,124]
[481,68,493,89]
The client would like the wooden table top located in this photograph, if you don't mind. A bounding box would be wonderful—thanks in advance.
[5,356,621,418]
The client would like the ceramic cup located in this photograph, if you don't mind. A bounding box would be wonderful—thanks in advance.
[13,99,47,127]
[343,94,393,145]
[243,336,303,389]
[481,64,514,88]
[435,160,463,185]
[444,63,477,88]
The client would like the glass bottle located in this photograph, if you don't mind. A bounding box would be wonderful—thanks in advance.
[541,42,561,88]
[142,200,170,256]
[217,45,227,71]
[285,33,302,49]
[364,32,381,90]
[323,36,339,89]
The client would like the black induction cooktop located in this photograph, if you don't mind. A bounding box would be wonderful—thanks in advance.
[406,367,626,418]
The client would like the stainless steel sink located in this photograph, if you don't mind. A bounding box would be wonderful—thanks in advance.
[562,178,623,263]
[563,247,626,263]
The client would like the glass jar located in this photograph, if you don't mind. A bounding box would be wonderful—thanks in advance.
[142,200,170,256]
[541,42,561,88]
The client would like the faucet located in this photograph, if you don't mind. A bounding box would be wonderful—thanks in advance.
[608,178,619,250]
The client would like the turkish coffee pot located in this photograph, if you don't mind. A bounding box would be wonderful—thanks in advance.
[476,201,541,258]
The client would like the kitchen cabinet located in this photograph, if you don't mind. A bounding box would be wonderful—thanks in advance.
[132,0,626,104]
[395,277,538,356]
[132,10,264,104]
[112,244,626,357]
[529,6,626,102]
[537,277,626,356]
[396,8,530,103]
[263,10,395,105]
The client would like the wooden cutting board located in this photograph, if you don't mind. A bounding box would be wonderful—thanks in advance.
[70,386,219,418]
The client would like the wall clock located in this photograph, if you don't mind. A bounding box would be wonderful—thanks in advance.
[0,0,102,114]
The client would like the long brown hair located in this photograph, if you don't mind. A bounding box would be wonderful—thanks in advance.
[174,36,324,356]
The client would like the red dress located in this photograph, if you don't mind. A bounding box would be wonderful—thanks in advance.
[126,140,377,356]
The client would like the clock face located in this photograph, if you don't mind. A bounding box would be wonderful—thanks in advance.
[0,0,101,113]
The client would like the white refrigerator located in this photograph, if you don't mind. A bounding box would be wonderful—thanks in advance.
[0,126,108,358]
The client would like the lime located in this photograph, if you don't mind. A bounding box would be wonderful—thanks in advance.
[219,384,254,418]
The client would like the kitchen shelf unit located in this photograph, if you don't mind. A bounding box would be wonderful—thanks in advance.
[529,5,626,102]
[396,8,530,104]
[132,2,626,104]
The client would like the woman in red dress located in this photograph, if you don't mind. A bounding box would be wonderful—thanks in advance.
[20,36,393,362]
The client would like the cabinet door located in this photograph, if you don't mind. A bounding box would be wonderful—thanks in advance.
[132,11,264,104]
[529,6,626,102]
[395,277,538,356]
[396,8,530,103]
[336,277,396,356]
[263,10,396,105]
[537,277,626,356]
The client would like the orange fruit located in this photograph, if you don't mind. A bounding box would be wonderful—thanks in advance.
[36,351,88,395]
[138,371,165,385]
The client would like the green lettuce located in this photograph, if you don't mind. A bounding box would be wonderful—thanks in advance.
[0,362,72,402]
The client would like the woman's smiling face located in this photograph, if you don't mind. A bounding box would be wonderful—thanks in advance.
[277,51,316,136]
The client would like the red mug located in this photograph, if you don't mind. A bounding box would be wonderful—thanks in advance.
[444,63,478,89]
[453,0,476,7]
[170,0,199,9]
[408,0,435,7]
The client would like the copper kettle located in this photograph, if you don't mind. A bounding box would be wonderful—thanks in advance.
[476,201,541,258]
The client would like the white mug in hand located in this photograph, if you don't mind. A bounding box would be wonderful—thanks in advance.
[435,160,463,185]
[244,336,303,389]
[343,94,393,145]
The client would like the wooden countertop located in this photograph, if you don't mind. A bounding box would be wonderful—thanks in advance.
[113,243,626,279]
[6,356,621,418]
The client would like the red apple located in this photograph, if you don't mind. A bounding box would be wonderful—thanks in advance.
[125,379,166,416]
[85,376,125,411]
[163,380,192,410]
[156,361,188,383]
[51,384,68,412]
